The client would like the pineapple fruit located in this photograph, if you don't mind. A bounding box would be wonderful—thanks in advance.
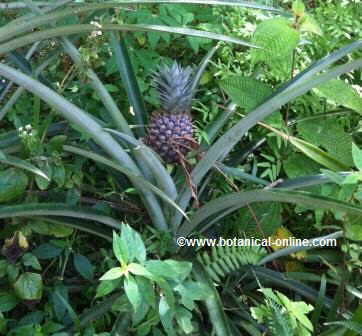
[144,62,195,164]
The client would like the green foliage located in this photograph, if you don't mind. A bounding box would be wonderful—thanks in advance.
[98,224,210,335]
[315,79,362,115]
[0,168,28,203]
[251,288,314,336]
[0,0,361,335]
[13,272,43,301]
[221,76,272,112]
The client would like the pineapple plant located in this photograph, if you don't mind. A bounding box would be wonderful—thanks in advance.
[144,61,196,164]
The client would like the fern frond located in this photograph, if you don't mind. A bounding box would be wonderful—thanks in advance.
[196,245,267,282]
[266,301,294,336]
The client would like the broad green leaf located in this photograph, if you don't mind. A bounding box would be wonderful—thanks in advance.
[0,168,28,203]
[121,224,146,264]
[14,272,43,300]
[29,219,73,238]
[95,278,121,298]
[113,231,128,265]
[284,153,321,178]
[99,267,123,280]
[159,296,175,336]
[22,253,41,271]
[251,18,300,77]
[174,281,212,310]
[73,254,94,280]
[128,263,154,279]
[352,143,362,170]
[52,165,66,187]
[145,260,192,283]
[314,79,362,115]
[124,274,141,312]
[32,243,63,260]
[53,290,79,326]
[176,307,193,334]
[0,291,19,312]
[34,163,52,190]
[136,276,156,308]
[221,76,272,112]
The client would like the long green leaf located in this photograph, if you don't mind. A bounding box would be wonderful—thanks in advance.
[0,203,121,229]
[109,33,147,137]
[276,172,352,189]
[0,62,168,231]
[0,1,281,43]
[37,216,112,241]
[178,189,362,236]
[0,24,258,56]
[289,136,349,171]
[258,231,343,265]
[190,43,220,97]
[192,261,232,336]
[0,152,50,180]
[63,145,187,220]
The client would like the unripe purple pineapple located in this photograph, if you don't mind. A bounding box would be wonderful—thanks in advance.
[145,62,195,164]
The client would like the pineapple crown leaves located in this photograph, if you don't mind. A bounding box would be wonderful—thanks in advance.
[152,61,195,114]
